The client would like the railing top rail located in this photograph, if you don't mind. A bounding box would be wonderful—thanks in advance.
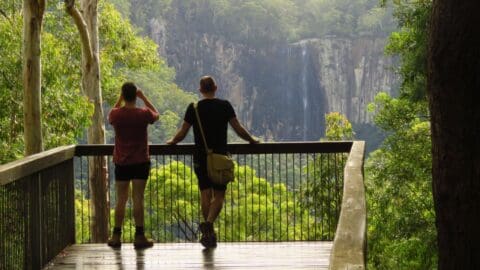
[0,145,76,186]
[0,141,353,185]
[75,141,353,156]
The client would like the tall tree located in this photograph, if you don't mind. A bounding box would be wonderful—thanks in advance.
[428,0,480,268]
[23,0,45,155]
[65,0,108,242]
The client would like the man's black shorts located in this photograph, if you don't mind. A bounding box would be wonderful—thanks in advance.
[193,156,227,191]
[114,162,151,181]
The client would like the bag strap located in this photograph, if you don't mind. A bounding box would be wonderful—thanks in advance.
[193,102,211,153]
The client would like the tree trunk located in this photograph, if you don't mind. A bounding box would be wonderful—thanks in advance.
[428,1,480,268]
[66,0,109,242]
[23,0,45,155]
[81,0,109,243]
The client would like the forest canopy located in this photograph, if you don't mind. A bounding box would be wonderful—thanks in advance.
[0,0,195,163]
[114,0,395,46]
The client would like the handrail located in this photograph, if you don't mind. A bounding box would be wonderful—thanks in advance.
[0,145,76,270]
[329,141,367,269]
[0,145,76,185]
[75,141,353,156]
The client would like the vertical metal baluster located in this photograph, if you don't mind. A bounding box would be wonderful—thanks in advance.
[243,154,247,241]
[170,155,174,242]
[148,155,152,239]
[278,153,282,241]
[162,155,167,243]
[271,153,275,242]
[299,153,303,240]
[87,157,91,243]
[155,156,159,241]
[237,154,241,241]
[334,153,339,229]
[188,155,194,242]
[326,154,332,240]
[107,156,112,237]
[285,152,289,241]
[292,153,296,241]
[320,153,324,240]
[314,153,318,240]
[306,153,310,240]
[264,153,267,242]
[183,155,188,241]
[129,177,132,242]
[178,155,184,242]
[80,157,84,244]
[229,155,234,242]
[257,154,261,241]
[249,155,253,240]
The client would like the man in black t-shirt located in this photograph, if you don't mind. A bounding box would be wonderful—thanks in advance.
[167,76,259,248]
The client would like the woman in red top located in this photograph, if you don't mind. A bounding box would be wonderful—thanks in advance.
[107,82,159,249]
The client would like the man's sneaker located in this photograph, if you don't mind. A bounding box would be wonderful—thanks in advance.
[107,233,121,248]
[208,232,217,248]
[199,222,209,248]
[200,222,217,249]
[133,234,154,249]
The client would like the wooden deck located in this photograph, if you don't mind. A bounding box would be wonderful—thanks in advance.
[44,242,332,270]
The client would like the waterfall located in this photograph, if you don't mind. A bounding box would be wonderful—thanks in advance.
[301,43,309,141]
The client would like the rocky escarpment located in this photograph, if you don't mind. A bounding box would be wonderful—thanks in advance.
[149,18,397,141]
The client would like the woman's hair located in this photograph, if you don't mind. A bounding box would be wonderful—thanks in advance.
[121,82,137,102]
[199,76,216,93]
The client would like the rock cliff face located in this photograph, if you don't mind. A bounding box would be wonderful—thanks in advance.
[149,18,397,141]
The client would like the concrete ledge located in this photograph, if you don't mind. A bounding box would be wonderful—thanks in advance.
[329,141,366,270]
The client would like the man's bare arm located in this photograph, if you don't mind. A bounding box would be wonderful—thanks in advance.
[229,117,259,144]
[167,121,191,145]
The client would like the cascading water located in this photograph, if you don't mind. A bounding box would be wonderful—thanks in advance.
[301,43,309,141]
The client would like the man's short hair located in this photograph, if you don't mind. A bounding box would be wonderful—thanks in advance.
[199,76,216,93]
[122,82,137,102]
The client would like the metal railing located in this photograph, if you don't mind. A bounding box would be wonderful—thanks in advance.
[0,146,76,270]
[74,142,351,243]
[0,142,362,269]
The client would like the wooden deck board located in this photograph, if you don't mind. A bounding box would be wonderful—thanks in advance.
[44,242,332,270]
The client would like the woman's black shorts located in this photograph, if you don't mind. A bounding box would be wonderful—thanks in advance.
[114,162,151,181]
[193,156,227,191]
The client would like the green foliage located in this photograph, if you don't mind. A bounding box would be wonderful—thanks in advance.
[366,1,436,269]
[117,0,395,48]
[0,0,192,163]
[0,6,94,163]
[295,0,395,39]
[384,0,431,102]
[75,191,92,243]
[367,95,435,269]
[0,13,23,162]
[141,161,326,242]
[324,112,354,141]
[298,113,351,240]
[299,153,346,239]
[94,3,197,143]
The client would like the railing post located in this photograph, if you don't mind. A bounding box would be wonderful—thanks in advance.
[28,173,42,270]
[66,159,76,244]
